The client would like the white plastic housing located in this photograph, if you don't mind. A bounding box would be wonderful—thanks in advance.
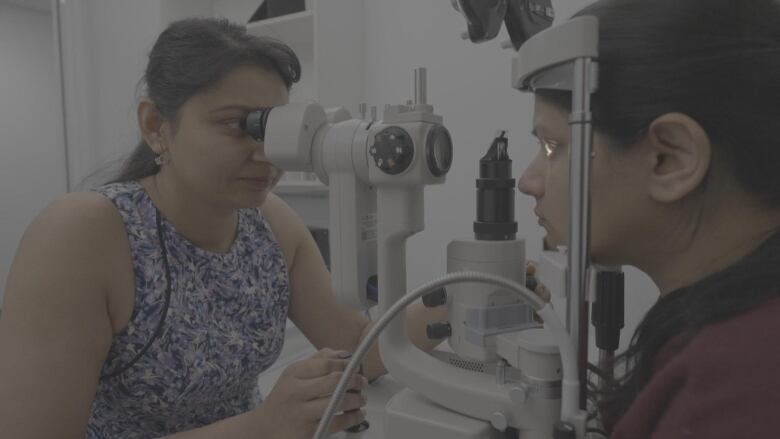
[311,118,377,309]
[264,102,328,171]
[511,16,599,92]
[497,328,562,381]
[446,239,529,362]
[366,123,448,187]
[537,247,568,299]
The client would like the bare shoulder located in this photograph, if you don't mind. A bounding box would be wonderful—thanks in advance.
[259,192,308,267]
[16,191,129,295]
[3,190,132,332]
[27,191,125,251]
[33,191,121,228]
[0,191,124,438]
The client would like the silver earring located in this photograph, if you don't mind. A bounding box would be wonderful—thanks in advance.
[154,152,168,166]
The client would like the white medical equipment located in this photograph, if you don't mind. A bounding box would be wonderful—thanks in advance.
[249,3,625,437]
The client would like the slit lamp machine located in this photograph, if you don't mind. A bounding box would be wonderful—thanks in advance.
[242,1,625,438]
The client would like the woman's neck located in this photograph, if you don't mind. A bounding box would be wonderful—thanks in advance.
[640,201,780,297]
[141,173,238,254]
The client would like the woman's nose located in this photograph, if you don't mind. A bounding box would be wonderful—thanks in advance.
[251,140,266,161]
[518,154,546,198]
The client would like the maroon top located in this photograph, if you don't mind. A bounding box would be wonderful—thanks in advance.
[611,296,780,438]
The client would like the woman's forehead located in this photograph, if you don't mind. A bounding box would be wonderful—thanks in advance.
[533,96,569,138]
[189,66,289,111]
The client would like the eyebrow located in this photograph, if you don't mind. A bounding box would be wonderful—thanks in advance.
[532,124,559,140]
[531,125,547,138]
[208,104,262,114]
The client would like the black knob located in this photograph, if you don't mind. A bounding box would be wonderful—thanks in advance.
[591,270,625,351]
[422,288,447,307]
[370,126,414,175]
[426,322,452,340]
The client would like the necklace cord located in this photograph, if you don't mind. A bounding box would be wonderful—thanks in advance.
[100,208,174,380]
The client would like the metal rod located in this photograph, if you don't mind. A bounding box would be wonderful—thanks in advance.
[567,57,595,410]
[598,350,615,390]
[53,0,72,192]
[496,359,507,385]
[415,67,427,106]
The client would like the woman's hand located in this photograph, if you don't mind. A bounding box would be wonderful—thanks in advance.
[255,348,368,438]
[526,261,551,302]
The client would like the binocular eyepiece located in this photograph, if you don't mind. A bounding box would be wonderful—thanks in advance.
[240,107,274,141]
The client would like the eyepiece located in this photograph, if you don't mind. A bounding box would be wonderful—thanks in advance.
[241,107,274,141]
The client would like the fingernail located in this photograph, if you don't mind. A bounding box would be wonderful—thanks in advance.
[337,351,353,359]
[345,419,370,433]
[538,285,551,302]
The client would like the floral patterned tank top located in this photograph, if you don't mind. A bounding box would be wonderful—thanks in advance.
[86,181,290,438]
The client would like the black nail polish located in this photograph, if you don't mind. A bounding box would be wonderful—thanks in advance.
[344,380,368,433]
[345,420,370,433]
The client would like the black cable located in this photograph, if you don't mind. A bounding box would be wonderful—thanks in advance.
[100,208,173,380]
[586,362,611,382]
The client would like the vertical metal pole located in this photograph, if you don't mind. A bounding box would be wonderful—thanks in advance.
[598,350,615,390]
[414,67,427,106]
[568,57,595,409]
[53,0,72,192]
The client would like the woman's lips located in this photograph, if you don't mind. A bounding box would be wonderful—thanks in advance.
[240,177,272,189]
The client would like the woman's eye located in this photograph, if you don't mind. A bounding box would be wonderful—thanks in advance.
[224,120,242,130]
[538,138,559,157]
[220,119,248,137]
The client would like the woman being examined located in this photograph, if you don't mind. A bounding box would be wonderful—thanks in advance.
[517,0,780,437]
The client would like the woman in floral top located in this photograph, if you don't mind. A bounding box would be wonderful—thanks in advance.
[0,18,447,439]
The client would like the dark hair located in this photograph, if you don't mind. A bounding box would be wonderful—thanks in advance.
[599,231,780,430]
[538,0,780,431]
[107,17,301,184]
[542,0,780,206]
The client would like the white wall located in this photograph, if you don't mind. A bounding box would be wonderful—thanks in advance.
[0,0,172,302]
[63,0,267,190]
[88,1,162,167]
[59,0,162,190]
[0,3,68,304]
[363,0,659,352]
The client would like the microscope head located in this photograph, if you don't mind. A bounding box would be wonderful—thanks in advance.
[453,0,555,50]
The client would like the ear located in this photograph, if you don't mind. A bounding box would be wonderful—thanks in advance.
[644,113,712,203]
[137,98,169,155]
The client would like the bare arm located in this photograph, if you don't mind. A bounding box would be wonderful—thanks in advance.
[0,193,275,439]
[0,193,118,438]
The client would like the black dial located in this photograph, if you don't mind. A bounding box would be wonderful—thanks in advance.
[370,127,414,175]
